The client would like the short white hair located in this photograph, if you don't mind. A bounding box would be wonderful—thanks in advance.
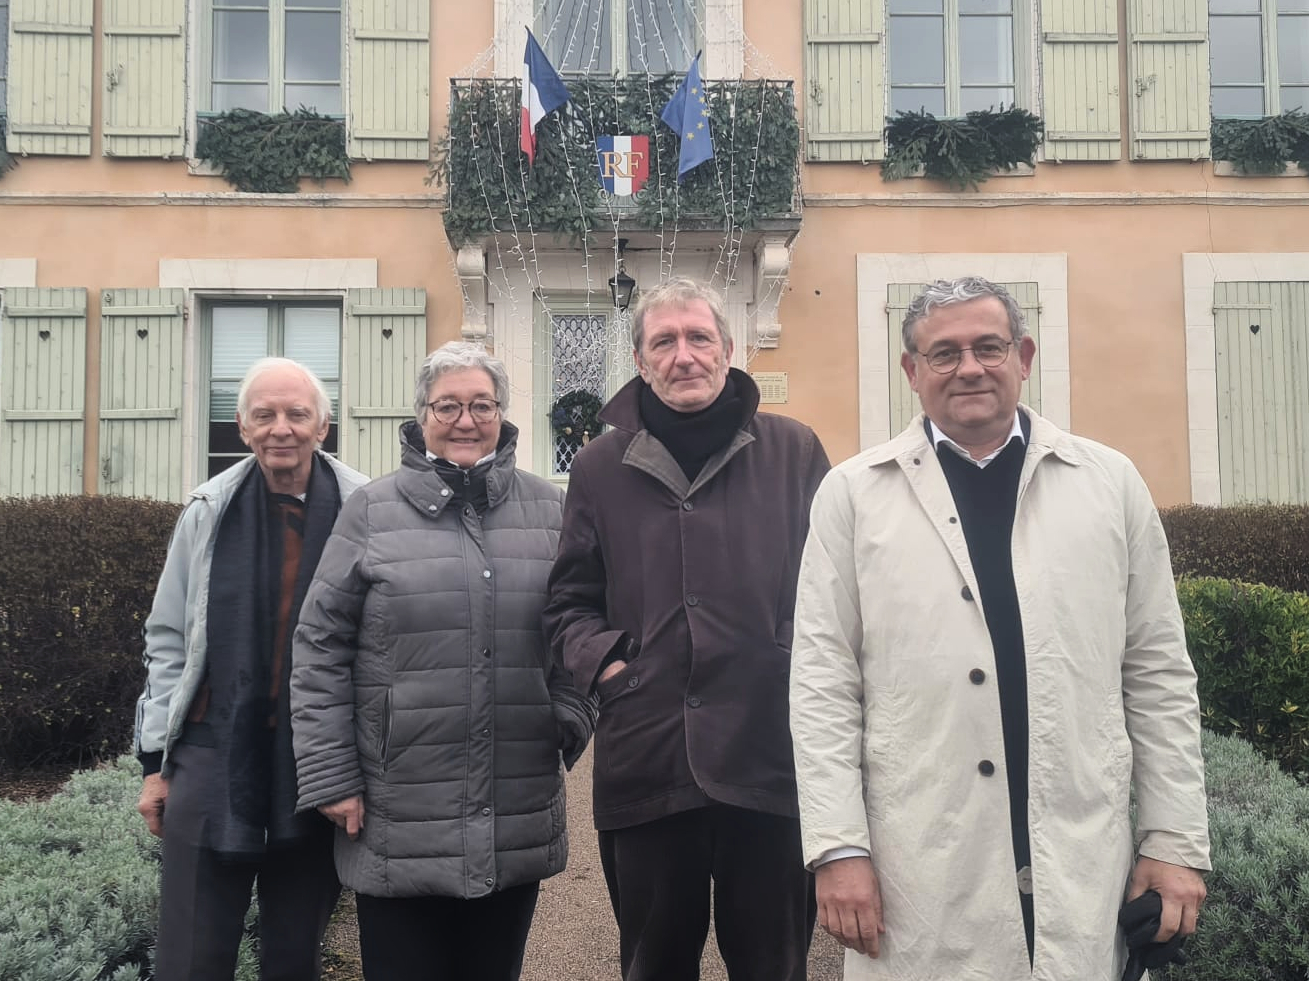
[413,342,510,421]
[236,357,332,423]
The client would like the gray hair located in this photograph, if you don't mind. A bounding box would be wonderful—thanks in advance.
[630,277,731,353]
[413,341,511,421]
[901,277,1028,352]
[236,357,332,423]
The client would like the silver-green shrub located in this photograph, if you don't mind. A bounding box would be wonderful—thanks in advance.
[1157,730,1309,980]
[0,756,258,981]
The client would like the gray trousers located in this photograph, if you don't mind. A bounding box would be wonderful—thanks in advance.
[154,742,341,981]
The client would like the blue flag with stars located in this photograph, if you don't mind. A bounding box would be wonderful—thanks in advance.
[660,54,714,180]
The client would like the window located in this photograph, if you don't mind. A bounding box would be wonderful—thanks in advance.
[0,0,9,113]
[1211,0,1309,116]
[888,0,1019,116]
[207,0,343,113]
[206,301,341,478]
[540,0,697,74]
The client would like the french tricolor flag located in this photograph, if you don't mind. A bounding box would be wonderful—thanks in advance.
[520,29,570,165]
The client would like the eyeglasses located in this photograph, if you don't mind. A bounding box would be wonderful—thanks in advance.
[427,399,501,425]
[914,340,1016,374]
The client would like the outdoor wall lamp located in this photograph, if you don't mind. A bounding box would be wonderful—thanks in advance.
[608,238,637,312]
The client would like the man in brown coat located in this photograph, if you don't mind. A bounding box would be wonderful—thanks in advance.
[544,277,830,981]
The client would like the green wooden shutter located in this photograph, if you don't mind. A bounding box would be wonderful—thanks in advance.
[804,0,884,162]
[98,289,184,500]
[6,0,92,155]
[344,288,426,477]
[1127,0,1208,160]
[1040,0,1121,161]
[0,287,86,495]
[102,0,185,158]
[887,282,1042,436]
[1213,281,1309,504]
[348,0,429,161]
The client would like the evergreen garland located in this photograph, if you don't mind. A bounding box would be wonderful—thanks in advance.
[882,106,1043,190]
[195,107,351,193]
[551,389,605,442]
[0,116,16,179]
[1212,110,1309,176]
[433,76,799,247]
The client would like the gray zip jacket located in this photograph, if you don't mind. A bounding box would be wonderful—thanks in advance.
[291,421,594,899]
[133,452,370,775]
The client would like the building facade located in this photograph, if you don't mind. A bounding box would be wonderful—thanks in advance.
[1,0,1307,504]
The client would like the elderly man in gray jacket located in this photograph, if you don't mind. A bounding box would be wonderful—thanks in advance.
[134,357,368,981]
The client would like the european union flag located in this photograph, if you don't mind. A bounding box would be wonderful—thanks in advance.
[659,54,714,181]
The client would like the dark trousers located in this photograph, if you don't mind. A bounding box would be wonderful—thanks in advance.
[355,881,541,981]
[598,805,817,981]
[155,747,341,981]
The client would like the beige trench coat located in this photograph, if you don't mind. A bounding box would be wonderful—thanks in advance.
[790,409,1209,981]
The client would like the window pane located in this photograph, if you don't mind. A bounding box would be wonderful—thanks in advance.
[1282,0,1309,12]
[212,307,270,377]
[962,86,1015,111]
[891,87,947,115]
[1209,16,1264,85]
[960,0,1011,12]
[214,10,269,79]
[542,0,612,72]
[1210,0,1259,10]
[1282,85,1309,110]
[889,16,945,84]
[1211,85,1267,115]
[1278,15,1309,83]
[283,307,341,382]
[286,11,340,81]
[287,0,337,7]
[550,312,608,476]
[284,84,341,114]
[212,82,270,111]
[960,16,1014,85]
[889,0,942,11]
[628,0,694,73]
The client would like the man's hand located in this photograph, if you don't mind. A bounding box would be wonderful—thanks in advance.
[815,855,885,958]
[137,773,169,838]
[597,659,628,684]
[319,795,366,840]
[1127,855,1206,941]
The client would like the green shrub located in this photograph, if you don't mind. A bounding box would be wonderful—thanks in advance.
[1161,504,1309,595]
[0,756,259,981]
[1157,730,1309,981]
[0,497,181,768]
[1177,577,1309,775]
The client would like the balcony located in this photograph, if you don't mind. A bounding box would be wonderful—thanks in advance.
[438,76,800,248]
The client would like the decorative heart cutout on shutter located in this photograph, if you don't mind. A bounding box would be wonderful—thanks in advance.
[38,329,51,340]
[1250,324,1260,335]
[137,328,149,339]
[382,328,394,339]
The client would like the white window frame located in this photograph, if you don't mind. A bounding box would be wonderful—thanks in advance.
[495,0,741,78]
[856,253,1069,450]
[1182,252,1309,504]
[158,258,376,492]
[198,0,344,115]
[538,0,701,75]
[886,0,1035,119]
[1210,0,1309,118]
[0,0,9,113]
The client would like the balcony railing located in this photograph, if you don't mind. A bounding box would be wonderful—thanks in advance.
[438,76,799,246]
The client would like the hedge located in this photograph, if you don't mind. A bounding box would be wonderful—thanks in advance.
[1177,577,1309,776]
[0,497,181,769]
[1161,504,1309,595]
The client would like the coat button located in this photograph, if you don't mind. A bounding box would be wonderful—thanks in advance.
[482,570,492,579]
[626,676,639,689]
[481,806,491,816]
[440,488,451,497]
[686,593,699,607]
[912,457,921,465]
[481,647,491,658]
[961,585,974,601]
[481,727,490,737]
[949,516,958,524]
[428,504,438,512]
[485,876,494,886]
[682,500,694,511]
[969,668,985,684]
[978,759,995,776]
[687,695,702,708]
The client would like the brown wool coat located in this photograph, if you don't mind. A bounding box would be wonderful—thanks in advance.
[544,370,830,831]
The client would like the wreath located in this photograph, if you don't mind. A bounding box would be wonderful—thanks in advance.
[551,390,605,443]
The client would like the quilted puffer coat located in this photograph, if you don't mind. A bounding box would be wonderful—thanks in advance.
[291,421,594,899]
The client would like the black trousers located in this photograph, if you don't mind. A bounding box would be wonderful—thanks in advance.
[354,881,541,981]
[598,805,817,981]
[155,745,341,981]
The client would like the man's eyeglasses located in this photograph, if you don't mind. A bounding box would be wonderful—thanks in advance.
[427,399,501,425]
[914,340,1016,375]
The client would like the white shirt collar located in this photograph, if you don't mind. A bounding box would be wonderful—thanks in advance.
[426,449,498,468]
[928,414,1025,469]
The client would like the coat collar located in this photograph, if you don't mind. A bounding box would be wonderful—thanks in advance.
[395,418,521,516]
[865,406,1084,471]
[599,366,762,434]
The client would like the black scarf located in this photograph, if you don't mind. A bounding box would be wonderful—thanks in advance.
[203,456,341,858]
[639,374,744,481]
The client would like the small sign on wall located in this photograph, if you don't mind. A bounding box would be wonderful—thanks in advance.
[751,371,788,404]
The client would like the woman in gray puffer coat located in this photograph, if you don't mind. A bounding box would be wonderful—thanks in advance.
[290,342,596,981]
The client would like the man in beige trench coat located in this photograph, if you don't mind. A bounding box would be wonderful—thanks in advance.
[789,277,1210,980]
